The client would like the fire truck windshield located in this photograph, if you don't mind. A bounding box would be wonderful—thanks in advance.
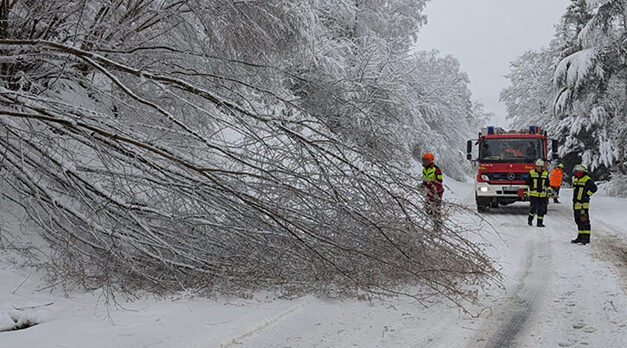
[479,138,544,163]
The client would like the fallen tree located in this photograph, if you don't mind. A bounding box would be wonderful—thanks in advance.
[0,0,497,305]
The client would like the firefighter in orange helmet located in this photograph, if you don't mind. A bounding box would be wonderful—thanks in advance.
[549,163,565,203]
[421,152,444,229]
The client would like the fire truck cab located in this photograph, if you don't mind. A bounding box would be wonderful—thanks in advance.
[466,126,559,212]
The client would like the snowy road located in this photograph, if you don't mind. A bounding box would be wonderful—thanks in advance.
[1,180,626,348]
[227,185,627,348]
[463,184,626,348]
[468,201,626,348]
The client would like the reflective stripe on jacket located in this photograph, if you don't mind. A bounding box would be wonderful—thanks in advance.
[572,175,597,208]
[526,169,549,198]
[549,168,563,187]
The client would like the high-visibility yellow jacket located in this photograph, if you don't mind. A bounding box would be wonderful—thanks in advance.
[421,164,444,200]
[572,175,597,209]
[526,169,549,198]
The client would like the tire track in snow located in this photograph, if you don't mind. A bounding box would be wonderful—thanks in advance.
[481,239,551,348]
[468,204,555,348]
[218,302,304,348]
[590,222,627,293]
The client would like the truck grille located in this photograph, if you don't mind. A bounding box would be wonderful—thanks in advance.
[485,172,529,181]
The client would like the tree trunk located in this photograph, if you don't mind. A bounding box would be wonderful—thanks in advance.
[620,2,627,174]
[622,75,627,174]
[0,0,8,39]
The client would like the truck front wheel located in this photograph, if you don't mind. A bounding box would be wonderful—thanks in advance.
[476,195,491,212]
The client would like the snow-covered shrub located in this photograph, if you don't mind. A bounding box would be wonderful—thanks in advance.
[604,173,627,198]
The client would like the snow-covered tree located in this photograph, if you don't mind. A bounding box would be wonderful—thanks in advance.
[501,48,556,128]
[553,0,627,175]
[290,0,429,161]
[403,51,481,180]
[503,0,627,181]
[293,0,480,178]
[0,1,495,302]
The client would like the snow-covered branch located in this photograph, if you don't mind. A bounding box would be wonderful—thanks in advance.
[0,0,496,302]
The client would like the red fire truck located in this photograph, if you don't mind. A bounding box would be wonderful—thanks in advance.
[466,126,559,212]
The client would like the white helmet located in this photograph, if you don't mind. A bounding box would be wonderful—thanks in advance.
[574,164,587,172]
[534,159,545,167]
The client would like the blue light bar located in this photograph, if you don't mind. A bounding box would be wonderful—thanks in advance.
[487,126,495,134]
[529,126,536,133]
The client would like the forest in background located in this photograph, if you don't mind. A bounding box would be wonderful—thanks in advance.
[502,0,627,194]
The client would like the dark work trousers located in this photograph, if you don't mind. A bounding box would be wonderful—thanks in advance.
[529,196,548,223]
[573,208,591,234]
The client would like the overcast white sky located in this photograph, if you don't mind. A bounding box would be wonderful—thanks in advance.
[415,0,571,127]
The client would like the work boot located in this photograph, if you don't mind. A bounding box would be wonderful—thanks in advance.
[537,217,545,227]
[580,234,590,245]
[571,234,583,244]
[554,199,560,204]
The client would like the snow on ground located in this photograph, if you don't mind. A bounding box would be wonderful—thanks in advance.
[1,178,625,348]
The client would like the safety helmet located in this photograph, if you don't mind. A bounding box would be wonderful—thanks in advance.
[534,159,545,167]
[573,164,587,172]
[557,163,564,168]
[422,152,434,163]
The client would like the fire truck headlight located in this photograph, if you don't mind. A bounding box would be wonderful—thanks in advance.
[481,174,490,181]
[479,186,490,192]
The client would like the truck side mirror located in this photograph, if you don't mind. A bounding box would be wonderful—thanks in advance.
[552,140,559,159]
[466,140,473,160]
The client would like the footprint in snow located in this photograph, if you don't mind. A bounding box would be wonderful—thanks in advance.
[572,322,585,329]
[583,326,596,333]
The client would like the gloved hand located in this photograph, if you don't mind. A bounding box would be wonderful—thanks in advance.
[580,210,588,222]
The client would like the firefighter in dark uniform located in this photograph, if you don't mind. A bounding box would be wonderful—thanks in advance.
[421,152,444,229]
[526,159,549,227]
[571,164,597,245]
